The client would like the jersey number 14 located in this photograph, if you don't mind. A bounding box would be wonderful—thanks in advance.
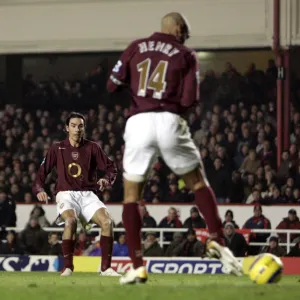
[137,59,168,100]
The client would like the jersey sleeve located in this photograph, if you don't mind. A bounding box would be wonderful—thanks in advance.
[181,51,200,108]
[32,145,57,196]
[94,144,118,186]
[107,42,135,92]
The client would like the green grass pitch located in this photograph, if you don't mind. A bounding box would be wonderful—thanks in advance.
[0,272,299,300]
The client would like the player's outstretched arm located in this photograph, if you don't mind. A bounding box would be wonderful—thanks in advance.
[107,43,134,93]
[32,145,57,201]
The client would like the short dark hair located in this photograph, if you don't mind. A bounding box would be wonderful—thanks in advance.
[65,112,85,126]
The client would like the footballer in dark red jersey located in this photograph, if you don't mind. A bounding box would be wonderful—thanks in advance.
[107,12,243,284]
[33,112,120,277]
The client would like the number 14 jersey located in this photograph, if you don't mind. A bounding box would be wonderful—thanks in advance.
[107,32,200,118]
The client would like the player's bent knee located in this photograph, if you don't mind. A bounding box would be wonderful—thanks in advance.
[100,217,112,231]
[64,217,77,228]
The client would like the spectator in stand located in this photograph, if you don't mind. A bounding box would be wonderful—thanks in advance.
[142,232,163,257]
[276,209,300,243]
[282,187,294,203]
[83,236,101,256]
[74,230,91,256]
[260,236,285,257]
[0,230,23,255]
[228,171,244,203]
[286,237,300,257]
[239,149,261,175]
[243,173,256,200]
[222,210,239,229]
[158,207,183,242]
[164,181,182,202]
[193,120,209,148]
[0,191,16,228]
[281,177,295,194]
[246,188,263,204]
[207,157,230,203]
[234,144,249,169]
[45,232,62,256]
[294,163,300,188]
[171,229,205,257]
[293,188,300,203]
[262,186,283,204]
[139,205,157,229]
[243,205,271,255]
[144,183,163,203]
[224,222,248,257]
[259,140,275,168]
[276,151,292,185]
[137,204,157,239]
[164,232,184,257]
[183,207,206,230]
[112,233,129,257]
[29,205,50,228]
[19,216,48,254]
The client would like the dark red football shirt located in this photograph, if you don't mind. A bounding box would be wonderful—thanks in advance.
[32,138,118,196]
[107,32,200,117]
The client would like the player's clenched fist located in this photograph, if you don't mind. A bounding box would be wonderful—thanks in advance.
[37,191,49,202]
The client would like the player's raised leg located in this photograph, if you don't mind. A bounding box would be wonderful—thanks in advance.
[182,167,242,276]
[157,113,242,276]
[91,207,120,276]
[60,209,77,276]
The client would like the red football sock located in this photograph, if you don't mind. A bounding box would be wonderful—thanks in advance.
[62,239,74,270]
[122,203,143,269]
[100,235,113,272]
[194,186,224,244]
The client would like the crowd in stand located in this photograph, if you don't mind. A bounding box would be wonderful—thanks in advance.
[1,58,300,257]
[2,60,300,207]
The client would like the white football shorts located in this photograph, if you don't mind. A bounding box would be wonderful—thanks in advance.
[56,191,107,222]
[123,112,201,182]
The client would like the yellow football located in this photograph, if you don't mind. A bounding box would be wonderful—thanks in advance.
[248,253,283,284]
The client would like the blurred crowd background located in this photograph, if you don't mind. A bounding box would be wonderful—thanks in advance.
[2,58,300,206]
[1,52,300,258]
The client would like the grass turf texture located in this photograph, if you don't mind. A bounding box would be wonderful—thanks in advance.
[0,273,299,300]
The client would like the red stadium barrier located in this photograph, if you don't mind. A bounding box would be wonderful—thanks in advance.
[281,257,300,275]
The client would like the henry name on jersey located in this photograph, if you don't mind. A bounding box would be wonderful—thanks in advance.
[138,40,180,57]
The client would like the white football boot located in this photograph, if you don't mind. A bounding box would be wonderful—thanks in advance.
[100,267,121,276]
[119,266,148,285]
[206,240,243,276]
[60,268,73,276]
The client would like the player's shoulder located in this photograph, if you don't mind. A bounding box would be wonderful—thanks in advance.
[181,46,197,58]
[49,140,65,151]
[125,37,148,52]
[82,139,101,150]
